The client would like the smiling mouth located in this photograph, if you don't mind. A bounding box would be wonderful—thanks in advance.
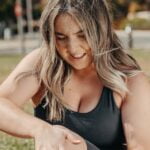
[71,53,86,59]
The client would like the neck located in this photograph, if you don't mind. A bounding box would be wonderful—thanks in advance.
[72,63,97,79]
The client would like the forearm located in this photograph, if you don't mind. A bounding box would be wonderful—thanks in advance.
[0,97,51,138]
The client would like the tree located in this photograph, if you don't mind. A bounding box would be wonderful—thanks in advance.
[0,0,42,33]
[0,0,16,24]
[111,0,130,20]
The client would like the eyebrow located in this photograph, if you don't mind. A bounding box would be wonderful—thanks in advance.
[55,30,83,36]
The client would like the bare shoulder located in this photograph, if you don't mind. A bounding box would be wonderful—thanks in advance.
[0,48,41,107]
[122,71,150,106]
[127,72,149,88]
[126,72,150,100]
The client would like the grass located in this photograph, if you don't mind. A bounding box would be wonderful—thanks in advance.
[0,55,24,83]
[0,50,150,150]
[130,49,150,77]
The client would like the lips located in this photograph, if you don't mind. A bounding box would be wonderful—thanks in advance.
[71,53,86,59]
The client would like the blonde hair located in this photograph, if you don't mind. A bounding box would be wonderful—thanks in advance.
[16,0,141,121]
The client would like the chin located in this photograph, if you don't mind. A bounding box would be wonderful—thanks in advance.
[71,62,92,71]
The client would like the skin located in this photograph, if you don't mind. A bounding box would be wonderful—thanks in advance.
[0,12,150,150]
[55,13,93,72]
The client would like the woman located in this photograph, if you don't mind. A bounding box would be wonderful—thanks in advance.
[0,0,150,150]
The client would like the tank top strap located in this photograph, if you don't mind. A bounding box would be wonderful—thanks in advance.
[99,87,120,112]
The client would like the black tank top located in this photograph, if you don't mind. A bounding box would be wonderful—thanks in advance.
[34,87,127,150]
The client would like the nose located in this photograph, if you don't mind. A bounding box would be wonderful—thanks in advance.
[67,39,81,55]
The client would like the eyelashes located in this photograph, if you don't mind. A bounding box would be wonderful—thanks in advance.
[56,35,86,41]
[56,36,67,40]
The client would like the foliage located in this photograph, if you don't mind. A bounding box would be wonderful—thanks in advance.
[0,55,23,83]
[0,0,150,31]
[119,18,150,30]
[111,0,150,21]
[0,132,34,150]
[0,0,42,28]
[111,0,130,20]
[0,0,16,24]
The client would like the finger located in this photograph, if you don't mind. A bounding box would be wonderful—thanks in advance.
[66,132,81,144]
[54,125,81,144]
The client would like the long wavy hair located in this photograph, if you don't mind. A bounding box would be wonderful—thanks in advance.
[16,0,141,121]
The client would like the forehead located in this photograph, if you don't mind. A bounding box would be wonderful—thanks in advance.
[54,13,82,34]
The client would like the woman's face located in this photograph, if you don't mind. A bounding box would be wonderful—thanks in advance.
[54,13,93,71]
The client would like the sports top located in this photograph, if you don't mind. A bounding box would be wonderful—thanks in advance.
[34,86,127,150]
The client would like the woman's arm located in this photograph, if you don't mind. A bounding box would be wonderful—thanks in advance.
[121,72,150,150]
[0,49,42,137]
[0,96,50,138]
[0,49,82,150]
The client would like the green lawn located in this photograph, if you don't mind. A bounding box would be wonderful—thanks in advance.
[0,55,24,83]
[0,50,150,150]
[130,50,150,77]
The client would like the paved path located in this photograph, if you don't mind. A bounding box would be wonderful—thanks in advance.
[116,30,150,50]
[0,33,42,54]
[0,30,150,55]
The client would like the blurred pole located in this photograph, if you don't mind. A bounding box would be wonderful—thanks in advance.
[125,25,133,49]
[15,0,25,54]
[26,0,33,35]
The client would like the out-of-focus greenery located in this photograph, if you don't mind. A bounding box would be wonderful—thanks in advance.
[0,0,42,34]
[131,50,150,78]
[119,18,150,30]
[112,0,150,20]
[0,0,42,22]
[0,0,15,21]
[0,54,23,82]
[0,0,150,28]
[0,130,34,150]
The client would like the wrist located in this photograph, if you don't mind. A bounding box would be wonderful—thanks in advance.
[30,119,52,138]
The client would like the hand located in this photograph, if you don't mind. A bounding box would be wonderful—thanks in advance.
[124,123,144,150]
[54,125,87,150]
[34,123,81,150]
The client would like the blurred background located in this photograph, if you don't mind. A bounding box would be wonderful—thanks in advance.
[0,0,150,149]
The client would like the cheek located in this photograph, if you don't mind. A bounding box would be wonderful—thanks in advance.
[56,47,68,61]
[56,42,67,53]
[86,48,92,57]
[82,41,92,55]
[56,43,64,53]
[56,39,67,47]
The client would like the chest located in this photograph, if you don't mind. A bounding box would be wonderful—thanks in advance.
[63,76,103,113]
[34,87,126,149]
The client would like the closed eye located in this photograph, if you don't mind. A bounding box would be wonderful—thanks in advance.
[78,34,86,39]
[56,35,67,40]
